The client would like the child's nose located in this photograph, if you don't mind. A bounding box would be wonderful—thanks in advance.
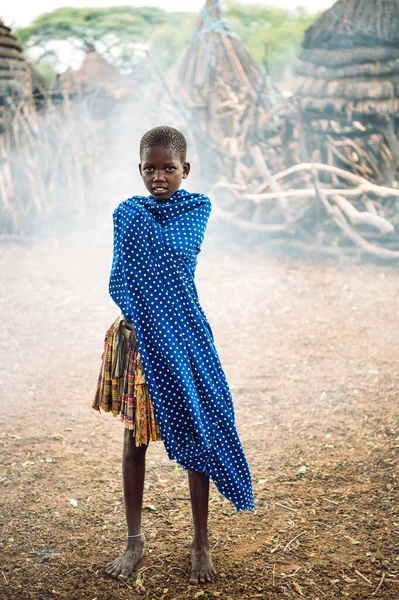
[153,170,166,181]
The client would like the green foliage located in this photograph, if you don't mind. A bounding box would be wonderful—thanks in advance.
[16,6,168,46]
[227,2,291,28]
[149,15,196,72]
[15,3,320,80]
[226,3,320,79]
[15,6,178,70]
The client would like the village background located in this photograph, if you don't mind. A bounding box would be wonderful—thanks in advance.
[0,1,398,599]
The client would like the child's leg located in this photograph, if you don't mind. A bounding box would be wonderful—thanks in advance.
[105,429,147,580]
[188,471,216,584]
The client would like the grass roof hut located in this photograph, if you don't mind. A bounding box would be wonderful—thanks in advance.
[55,66,77,92]
[57,44,133,98]
[294,0,399,183]
[75,44,130,97]
[55,44,135,117]
[0,21,30,133]
[0,22,38,236]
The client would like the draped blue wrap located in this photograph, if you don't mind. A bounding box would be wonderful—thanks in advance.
[109,188,255,512]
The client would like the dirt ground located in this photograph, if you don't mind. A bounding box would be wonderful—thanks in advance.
[0,224,398,600]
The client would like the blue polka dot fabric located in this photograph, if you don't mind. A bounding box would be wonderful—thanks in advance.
[109,188,255,512]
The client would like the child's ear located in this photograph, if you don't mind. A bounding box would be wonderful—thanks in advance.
[183,162,191,179]
[138,163,142,176]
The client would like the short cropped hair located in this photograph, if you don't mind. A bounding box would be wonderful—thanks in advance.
[140,126,187,163]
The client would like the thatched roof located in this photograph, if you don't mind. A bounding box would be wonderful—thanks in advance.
[56,66,77,91]
[294,0,399,122]
[56,44,134,101]
[177,0,276,108]
[303,0,399,49]
[0,21,30,129]
[76,45,125,92]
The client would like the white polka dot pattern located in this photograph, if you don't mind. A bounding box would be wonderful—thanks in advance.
[109,189,255,512]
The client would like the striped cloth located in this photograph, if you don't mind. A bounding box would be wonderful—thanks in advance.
[92,315,161,446]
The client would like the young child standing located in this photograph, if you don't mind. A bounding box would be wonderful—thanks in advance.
[93,126,255,584]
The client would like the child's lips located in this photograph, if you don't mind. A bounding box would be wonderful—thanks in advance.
[153,187,168,193]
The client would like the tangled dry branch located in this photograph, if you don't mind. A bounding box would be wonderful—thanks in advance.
[211,162,399,260]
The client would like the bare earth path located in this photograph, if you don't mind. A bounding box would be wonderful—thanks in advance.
[0,228,398,600]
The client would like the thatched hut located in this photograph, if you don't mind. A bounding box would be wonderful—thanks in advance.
[294,0,399,182]
[56,44,135,104]
[0,21,30,132]
[75,44,132,98]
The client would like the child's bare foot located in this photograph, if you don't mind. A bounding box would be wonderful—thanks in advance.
[190,541,216,584]
[105,537,144,580]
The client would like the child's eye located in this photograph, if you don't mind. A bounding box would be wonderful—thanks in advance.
[144,167,153,173]
[166,167,176,172]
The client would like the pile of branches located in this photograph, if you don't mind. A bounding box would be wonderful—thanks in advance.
[201,83,298,184]
[202,98,399,260]
[211,159,399,260]
[175,0,297,184]
[0,93,110,236]
[297,114,399,186]
[169,1,399,260]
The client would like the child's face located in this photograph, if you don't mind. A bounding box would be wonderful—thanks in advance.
[139,145,190,201]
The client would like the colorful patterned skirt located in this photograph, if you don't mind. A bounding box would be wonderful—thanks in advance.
[92,315,162,446]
